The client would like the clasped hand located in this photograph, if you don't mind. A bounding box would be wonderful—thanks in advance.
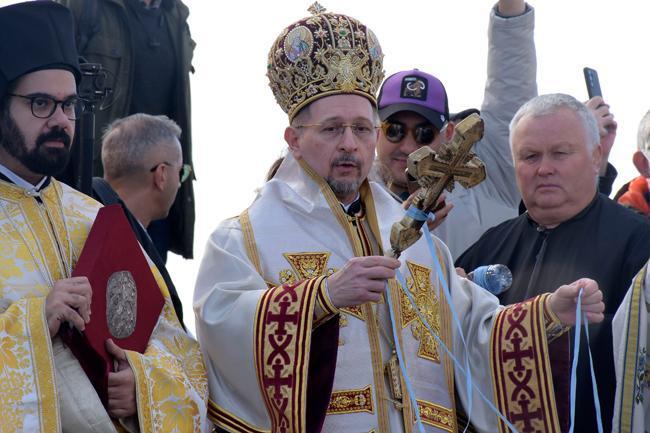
[45,276,92,337]
[46,277,136,418]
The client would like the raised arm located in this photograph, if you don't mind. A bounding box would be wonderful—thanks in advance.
[477,1,537,208]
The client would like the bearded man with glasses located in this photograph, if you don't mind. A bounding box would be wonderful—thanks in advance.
[0,3,207,432]
[373,0,537,260]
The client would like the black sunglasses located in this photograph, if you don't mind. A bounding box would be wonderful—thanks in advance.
[381,121,438,145]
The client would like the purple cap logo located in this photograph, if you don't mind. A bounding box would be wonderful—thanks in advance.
[401,76,427,101]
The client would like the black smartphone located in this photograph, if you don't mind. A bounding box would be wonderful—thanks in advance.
[583,67,602,98]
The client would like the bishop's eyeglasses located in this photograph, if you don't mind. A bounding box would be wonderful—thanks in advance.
[7,93,83,121]
[294,121,379,142]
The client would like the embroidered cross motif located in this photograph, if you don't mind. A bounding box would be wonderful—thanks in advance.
[501,304,544,432]
[508,396,543,433]
[400,260,441,363]
[501,334,534,373]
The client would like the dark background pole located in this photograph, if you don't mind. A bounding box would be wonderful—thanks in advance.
[78,107,96,195]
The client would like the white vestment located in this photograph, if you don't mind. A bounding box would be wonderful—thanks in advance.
[195,155,566,433]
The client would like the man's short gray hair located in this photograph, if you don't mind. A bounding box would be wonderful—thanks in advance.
[102,113,181,180]
[637,110,650,155]
[509,93,600,152]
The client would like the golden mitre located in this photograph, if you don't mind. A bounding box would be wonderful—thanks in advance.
[267,2,385,121]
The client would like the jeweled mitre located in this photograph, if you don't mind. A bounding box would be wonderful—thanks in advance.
[267,2,385,120]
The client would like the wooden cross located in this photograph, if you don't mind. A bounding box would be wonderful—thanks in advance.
[388,113,486,258]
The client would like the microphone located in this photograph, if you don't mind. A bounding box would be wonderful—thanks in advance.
[467,264,512,295]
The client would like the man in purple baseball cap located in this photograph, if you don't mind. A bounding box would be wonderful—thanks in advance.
[373,0,538,261]
[378,69,450,133]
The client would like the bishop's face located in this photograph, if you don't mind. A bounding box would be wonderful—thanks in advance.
[285,94,379,204]
[0,69,76,184]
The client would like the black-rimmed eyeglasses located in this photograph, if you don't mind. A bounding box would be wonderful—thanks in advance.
[7,93,83,121]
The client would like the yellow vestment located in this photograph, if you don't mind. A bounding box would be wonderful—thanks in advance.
[0,178,208,432]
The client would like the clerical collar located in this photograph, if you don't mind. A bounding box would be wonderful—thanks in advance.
[526,192,600,230]
[0,162,48,192]
[341,194,362,216]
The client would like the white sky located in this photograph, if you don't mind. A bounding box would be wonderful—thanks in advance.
[3,0,649,334]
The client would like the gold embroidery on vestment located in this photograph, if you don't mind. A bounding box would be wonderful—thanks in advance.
[327,385,374,414]
[283,252,334,280]
[279,252,366,322]
[399,261,441,363]
[416,399,455,432]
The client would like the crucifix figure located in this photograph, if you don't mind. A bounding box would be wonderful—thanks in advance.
[388,113,486,258]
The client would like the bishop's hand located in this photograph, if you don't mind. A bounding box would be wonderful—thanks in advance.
[548,278,605,326]
[45,276,92,337]
[327,256,400,308]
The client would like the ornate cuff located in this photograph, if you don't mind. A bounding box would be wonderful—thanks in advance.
[313,276,339,327]
[543,293,572,343]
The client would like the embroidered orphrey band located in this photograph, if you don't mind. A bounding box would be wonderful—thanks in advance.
[491,294,561,433]
[254,277,321,433]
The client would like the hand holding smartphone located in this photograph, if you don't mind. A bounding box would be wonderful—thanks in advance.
[583,67,602,98]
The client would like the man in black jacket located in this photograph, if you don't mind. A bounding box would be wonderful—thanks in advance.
[457,93,650,433]
[93,113,188,329]
[57,0,196,262]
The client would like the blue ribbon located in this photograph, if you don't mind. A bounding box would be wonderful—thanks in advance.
[568,288,603,433]
[389,206,603,432]
[383,220,519,432]
[405,205,435,223]
[385,280,426,433]
[393,267,519,432]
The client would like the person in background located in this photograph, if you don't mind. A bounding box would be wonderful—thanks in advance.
[56,0,196,263]
[373,0,536,260]
[615,110,650,214]
[94,113,190,329]
[456,93,650,433]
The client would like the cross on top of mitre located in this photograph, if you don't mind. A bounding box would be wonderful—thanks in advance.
[308,2,327,15]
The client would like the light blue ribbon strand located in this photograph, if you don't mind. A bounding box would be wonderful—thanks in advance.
[405,204,437,223]
[569,288,603,433]
[385,280,426,433]
[421,229,474,431]
[568,289,582,433]
[584,319,603,432]
[394,267,519,433]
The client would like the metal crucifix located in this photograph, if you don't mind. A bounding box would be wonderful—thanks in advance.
[388,113,486,258]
